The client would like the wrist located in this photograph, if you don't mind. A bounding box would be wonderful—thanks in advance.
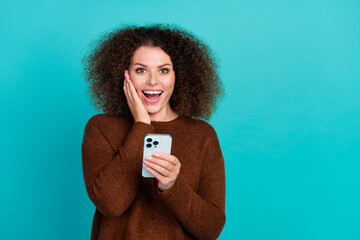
[135,119,151,125]
[134,116,151,125]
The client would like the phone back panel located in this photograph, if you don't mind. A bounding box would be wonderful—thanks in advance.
[142,134,172,178]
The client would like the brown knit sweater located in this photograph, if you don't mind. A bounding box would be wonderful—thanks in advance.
[81,114,226,240]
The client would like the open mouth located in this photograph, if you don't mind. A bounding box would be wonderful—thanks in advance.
[142,90,163,100]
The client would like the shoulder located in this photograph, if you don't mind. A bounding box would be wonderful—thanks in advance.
[85,113,126,124]
[83,114,132,139]
[181,116,219,139]
[177,116,221,150]
[85,113,131,128]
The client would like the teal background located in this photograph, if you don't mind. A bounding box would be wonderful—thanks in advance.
[1,0,359,239]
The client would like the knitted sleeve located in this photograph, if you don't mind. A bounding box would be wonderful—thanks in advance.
[158,125,226,240]
[81,114,154,217]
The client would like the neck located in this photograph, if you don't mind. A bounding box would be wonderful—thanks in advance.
[149,105,178,122]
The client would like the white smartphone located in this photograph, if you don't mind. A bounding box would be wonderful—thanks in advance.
[142,134,172,178]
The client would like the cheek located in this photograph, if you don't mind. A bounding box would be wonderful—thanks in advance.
[165,75,176,92]
[129,74,144,90]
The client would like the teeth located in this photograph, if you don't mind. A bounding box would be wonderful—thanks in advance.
[143,90,163,94]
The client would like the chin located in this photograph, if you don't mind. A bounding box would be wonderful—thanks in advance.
[146,106,161,114]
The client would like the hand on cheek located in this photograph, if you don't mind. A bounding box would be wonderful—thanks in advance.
[123,70,151,124]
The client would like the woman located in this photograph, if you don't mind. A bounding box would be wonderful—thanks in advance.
[82,24,225,240]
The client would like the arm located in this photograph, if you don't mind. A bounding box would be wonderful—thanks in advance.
[157,131,226,240]
[81,115,154,217]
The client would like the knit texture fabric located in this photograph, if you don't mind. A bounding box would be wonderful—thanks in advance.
[82,114,226,240]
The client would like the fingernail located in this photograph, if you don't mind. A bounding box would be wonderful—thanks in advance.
[145,156,152,161]
[154,153,160,157]
[144,160,149,165]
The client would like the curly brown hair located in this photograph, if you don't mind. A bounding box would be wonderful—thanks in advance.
[82,24,224,120]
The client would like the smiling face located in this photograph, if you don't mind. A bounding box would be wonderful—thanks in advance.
[128,46,177,121]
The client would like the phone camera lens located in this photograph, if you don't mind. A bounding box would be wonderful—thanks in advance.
[153,141,159,145]
[146,138,152,142]
[146,143,152,148]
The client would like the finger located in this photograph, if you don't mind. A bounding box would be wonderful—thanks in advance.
[144,159,172,177]
[123,72,128,92]
[153,152,179,166]
[145,156,175,172]
[123,73,134,103]
[127,79,141,102]
[143,163,168,180]
[125,74,143,104]
[124,70,130,83]
[124,82,133,106]
[123,78,129,98]
[125,71,141,104]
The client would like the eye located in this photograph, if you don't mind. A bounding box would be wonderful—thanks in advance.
[160,68,169,74]
[135,68,146,73]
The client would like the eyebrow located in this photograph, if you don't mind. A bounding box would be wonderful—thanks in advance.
[133,63,173,68]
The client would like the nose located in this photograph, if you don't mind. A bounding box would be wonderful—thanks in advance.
[146,70,158,86]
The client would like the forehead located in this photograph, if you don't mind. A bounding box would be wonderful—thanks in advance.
[131,46,172,66]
